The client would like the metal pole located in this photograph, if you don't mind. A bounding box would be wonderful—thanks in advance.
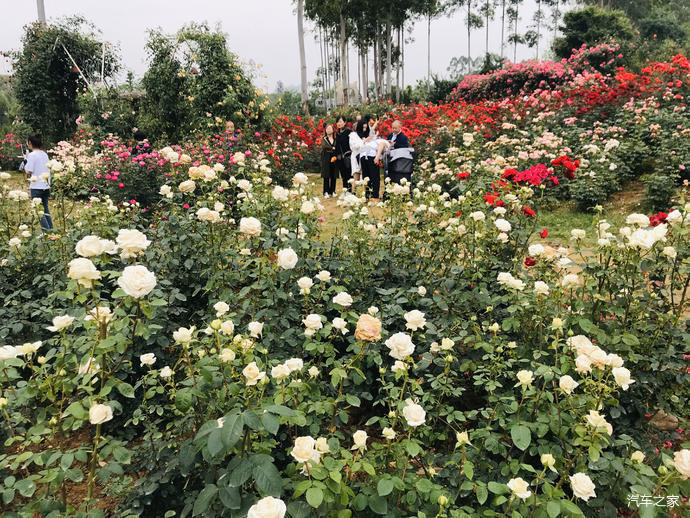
[36,0,46,23]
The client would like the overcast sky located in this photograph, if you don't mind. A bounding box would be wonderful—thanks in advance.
[1,0,573,92]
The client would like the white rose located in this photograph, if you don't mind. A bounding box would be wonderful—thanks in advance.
[159,185,172,196]
[605,353,624,368]
[239,217,262,236]
[382,427,396,440]
[626,213,650,227]
[272,185,289,202]
[392,360,407,372]
[291,436,317,463]
[301,201,315,214]
[469,211,485,222]
[631,451,645,463]
[507,477,531,499]
[242,362,266,386]
[297,277,313,294]
[86,306,113,324]
[220,320,235,335]
[403,400,426,427]
[662,246,677,259]
[247,496,287,518]
[285,358,304,372]
[237,179,252,191]
[0,346,19,360]
[575,354,592,374]
[219,348,236,362]
[178,180,196,193]
[585,410,612,435]
[89,403,113,425]
[67,258,101,287]
[559,375,579,394]
[351,430,368,450]
[570,472,596,501]
[173,326,195,344]
[332,292,353,307]
[612,367,635,390]
[385,332,415,360]
[666,209,683,225]
[316,270,331,282]
[528,244,544,256]
[494,218,511,232]
[276,248,298,269]
[404,310,426,331]
[541,453,557,472]
[75,236,105,257]
[570,229,586,240]
[562,273,580,288]
[100,239,118,255]
[140,353,156,366]
[292,172,308,186]
[332,317,348,334]
[248,321,264,337]
[271,363,290,381]
[534,281,550,295]
[116,229,151,259]
[456,431,471,446]
[308,366,319,377]
[303,314,323,331]
[118,265,157,299]
[47,315,75,332]
[673,449,690,479]
[214,301,229,316]
[516,370,534,387]
[197,208,221,223]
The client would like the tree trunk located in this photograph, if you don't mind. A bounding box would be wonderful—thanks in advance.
[361,48,368,103]
[514,4,518,63]
[395,26,401,103]
[319,26,326,110]
[386,9,392,98]
[467,2,471,65]
[401,24,405,92]
[36,0,46,23]
[339,13,348,105]
[501,0,506,60]
[373,37,379,100]
[427,14,431,90]
[536,0,541,59]
[485,1,490,56]
[296,0,309,116]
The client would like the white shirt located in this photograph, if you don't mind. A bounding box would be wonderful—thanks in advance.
[25,150,50,190]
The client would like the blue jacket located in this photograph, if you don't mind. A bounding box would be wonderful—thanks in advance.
[387,131,409,149]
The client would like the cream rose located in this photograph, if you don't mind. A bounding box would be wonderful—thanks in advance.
[75,235,105,257]
[271,363,290,381]
[516,370,534,387]
[570,472,596,501]
[214,301,229,317]
[612,367,635,390]
[316,270,331,282]
[385,332,415,360]
[173,326,194,344]
[285,358,303,372]
[140,353,156,366]
[247,496,286,518]
[276,248,298,269]
[355,314,382,341]
[332,291,353,307]
[118,265,157,299]
[243,361,266,386]
[672,449,690,479]
[559,375,579,394]
[507,477,531,499]
[116,229,151,259]
[178,180,196,193]
[402,400,426,427]
[351,430,368,451]
[382,427,396,440]
[68,258,101,287]
[220,320,235,335]
[159,366,173,378]
[239,217,262,236]
[47,315,75,332]
[219,348,236,362]
[248,321,264,337]
[89,403,114,425]
[291,436,317,463]
[404,310,426,331]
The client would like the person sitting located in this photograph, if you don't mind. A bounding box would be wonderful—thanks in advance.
[387,120,409,149]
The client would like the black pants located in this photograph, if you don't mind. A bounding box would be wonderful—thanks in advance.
[30,188,53,230]
[361,157,381,199]
[335,158,352,192]
[322,163,337,195]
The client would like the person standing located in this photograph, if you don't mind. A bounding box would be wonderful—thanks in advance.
[25,133,53,230]
[320,124,337,196]
[334,116,352,192]
[226,120,241,152]
[387,120,410,149]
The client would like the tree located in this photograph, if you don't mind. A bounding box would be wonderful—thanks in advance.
[552,7,636,59]
[12,17,119,144]
[297,0,310,115]
[140,24,258,142]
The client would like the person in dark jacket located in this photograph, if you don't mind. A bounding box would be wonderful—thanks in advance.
[132,129,150,155]
[333,115,352,192]
[320,124,337,196]
[386,120,410,149]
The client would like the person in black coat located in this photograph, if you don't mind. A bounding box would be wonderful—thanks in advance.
[386,120,409,149]
[333,115,353,192]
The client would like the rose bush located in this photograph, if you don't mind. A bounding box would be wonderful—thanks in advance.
[0,148,688,517]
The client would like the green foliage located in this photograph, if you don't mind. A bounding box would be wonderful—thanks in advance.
[552,7,636,60]
[11,17,119,145]
[139,23,261,143]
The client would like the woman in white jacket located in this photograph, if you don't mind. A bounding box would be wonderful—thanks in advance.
[349,128,363,182]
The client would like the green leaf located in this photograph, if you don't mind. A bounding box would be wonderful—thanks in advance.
[14,479,35,498]
[64,401,87,420]
[368,495,388,515]
[377,478,394,496]
[511,424,531,451]
[345,394,361,407]
[175,388,194,413]
[192,484,217,516]
[415,478,434,493]
[261,413,279,435]
[116,382,135,398]
[228,458,253,487]
[622,333,639,346]
[462,461,474,480]
[266,404,299,416]
[306,487,323,508]
[218,486,240,510]
[287,501,312,518]
[476,485,488,504]
[488,481,507,495]
[207,429,224,457]
[253,461,282,496]
[547,500,561,518]
[221,413,243,449]
[242,410,262,430]
[560,499,584,517]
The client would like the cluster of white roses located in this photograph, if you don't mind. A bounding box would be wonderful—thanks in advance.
[0,341,42,360]
[566,335,634,390]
